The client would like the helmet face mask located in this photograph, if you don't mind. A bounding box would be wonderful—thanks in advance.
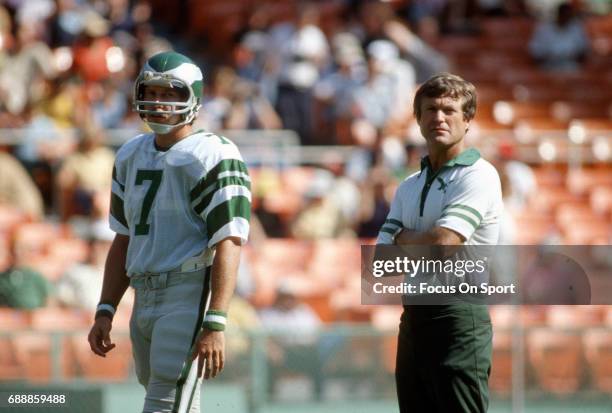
[133,52,203,134]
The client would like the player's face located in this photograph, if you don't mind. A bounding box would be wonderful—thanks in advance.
[417,95,469,149]
[141,85,183,125]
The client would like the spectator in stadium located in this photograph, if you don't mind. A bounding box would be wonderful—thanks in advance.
[313,32,366,144]
[55,126,115,221]
[358,1,448,83]
[259,282,323,398]
[0,234,51,309]
[0,150,44,219]
[55,220,113,311]
[290,169,351,239]
[377,73,502,413]
[0,19,57,115]
[529,2,590,71]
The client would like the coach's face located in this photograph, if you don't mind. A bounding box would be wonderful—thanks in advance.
[417,95,469,149]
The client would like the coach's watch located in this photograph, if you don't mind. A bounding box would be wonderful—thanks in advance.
[391,227,404,244]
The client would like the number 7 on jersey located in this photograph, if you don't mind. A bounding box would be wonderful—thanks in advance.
[134,169,163,235]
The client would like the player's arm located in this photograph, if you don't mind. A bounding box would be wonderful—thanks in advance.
[88,233,130,357]
[192,236,242,380]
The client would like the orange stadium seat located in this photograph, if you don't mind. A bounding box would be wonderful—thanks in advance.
[567,168,612,196]
[551,101,612,122]
[30,307,90,331]
[533,166,566,187]
[493,101,552,126]
[561,220,611,244]
[583,328,612,393]
[490,329,513,395]
[480,16,535,39]
[527,328,584,394]
[13,333,53,382]
[546,306,606,329]
[512,212,557,244]
[528,187,583,213]
[70,334,132,381]
[590,185,612,215]
[555,203,600,227]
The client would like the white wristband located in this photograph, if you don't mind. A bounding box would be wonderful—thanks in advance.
[96,303,116,315]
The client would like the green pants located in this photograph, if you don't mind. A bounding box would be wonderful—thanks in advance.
[395,305,492,413]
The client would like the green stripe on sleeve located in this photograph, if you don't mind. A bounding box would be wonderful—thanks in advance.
[443,204,483,221]
[206,196,251,237]
[193,176,251,215]
[379,227,396,235]
[443,212,479,230]
[190,159,248,201]
[112,166,125,192]
[385,218,402,227]
[110,193,128,228]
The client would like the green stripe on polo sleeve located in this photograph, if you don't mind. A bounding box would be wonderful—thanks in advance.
[443,204,483,221]
[444,212,479,230]
[206,196,251,238]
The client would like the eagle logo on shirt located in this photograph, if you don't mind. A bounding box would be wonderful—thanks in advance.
[436,177,454,193]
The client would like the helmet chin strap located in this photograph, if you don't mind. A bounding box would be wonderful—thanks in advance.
[145,120,182,135]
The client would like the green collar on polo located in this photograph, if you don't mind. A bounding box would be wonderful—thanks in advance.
[420,148,481,172]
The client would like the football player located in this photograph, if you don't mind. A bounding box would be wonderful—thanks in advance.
[88,51,251,413]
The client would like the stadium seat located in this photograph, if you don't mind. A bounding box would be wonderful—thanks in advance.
[546,306,606,328]
[30,307,90,331]
[567,168,612,196]
[527,329,584,394]
[561,220,611,244]
[493,101,552,126]
[583,328,612,393]
[528,187,583,213]
[590,185,612,215]
[490,329,513,395]
[0,309,29,380]
[13,333,53,382]
[512,212,557,244]
[551,101,612,122]
[555,203,600,227]
[70,334,132,381]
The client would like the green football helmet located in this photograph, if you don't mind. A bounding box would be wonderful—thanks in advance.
[133,51,203,134]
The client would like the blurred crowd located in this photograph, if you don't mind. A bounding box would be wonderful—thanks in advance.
[0,0,610,315]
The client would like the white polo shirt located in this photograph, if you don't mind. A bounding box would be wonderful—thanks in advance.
[377,148,502,246]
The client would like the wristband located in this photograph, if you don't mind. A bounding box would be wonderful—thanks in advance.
[202,309,227,331]
[95,303,116,320]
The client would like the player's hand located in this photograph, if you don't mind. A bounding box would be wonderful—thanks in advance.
[191,329,225,380]
[88,317,116,357]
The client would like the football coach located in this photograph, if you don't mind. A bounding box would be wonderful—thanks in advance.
[376,73,503,412]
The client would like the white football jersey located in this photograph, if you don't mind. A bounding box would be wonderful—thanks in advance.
[109,130,251,275]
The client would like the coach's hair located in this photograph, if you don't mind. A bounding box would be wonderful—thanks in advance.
[413,73,477,121]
